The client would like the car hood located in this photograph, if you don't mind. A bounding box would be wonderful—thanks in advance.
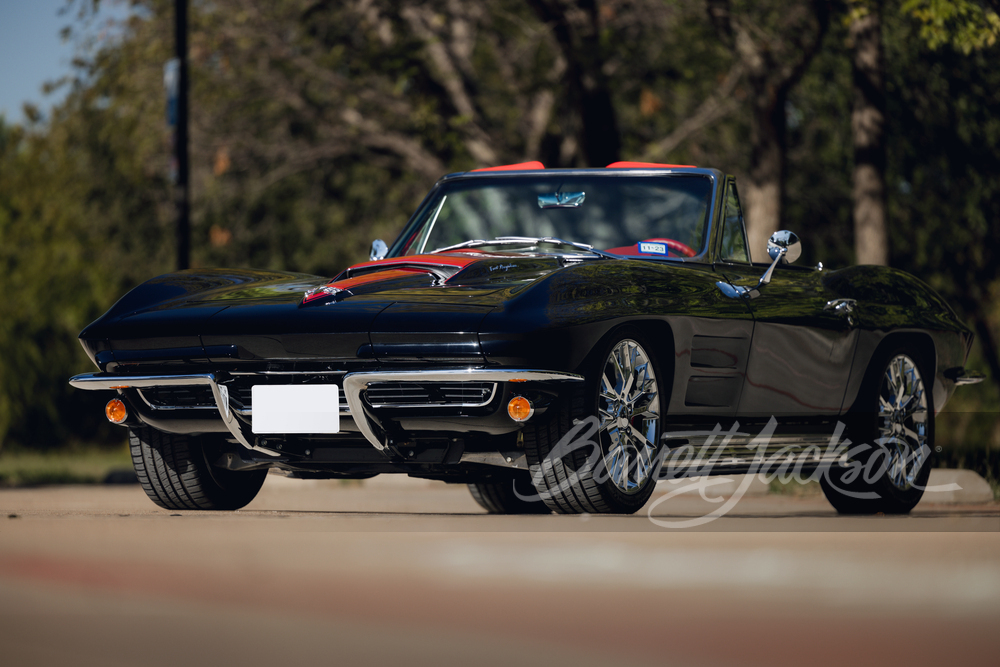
[110,252,562,310]
[79,252,570,367]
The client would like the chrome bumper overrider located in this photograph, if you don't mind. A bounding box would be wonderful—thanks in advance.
[341,369,583,451]
[69,369,583,455]
[68,372,277,455]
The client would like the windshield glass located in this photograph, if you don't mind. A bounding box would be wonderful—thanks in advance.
[393,174,714,258]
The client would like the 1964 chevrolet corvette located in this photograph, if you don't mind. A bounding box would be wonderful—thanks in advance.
[71,162,983,515]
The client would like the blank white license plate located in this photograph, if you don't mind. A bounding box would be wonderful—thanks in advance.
[251,385,340,434]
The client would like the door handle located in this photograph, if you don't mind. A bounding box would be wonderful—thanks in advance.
[716,281,759,300]
[824,298,856,314]
[824,298,856,325]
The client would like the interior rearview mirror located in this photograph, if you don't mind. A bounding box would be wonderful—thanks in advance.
[370,239,388,261]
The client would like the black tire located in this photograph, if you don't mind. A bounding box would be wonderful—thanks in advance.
[467,471,552,514]
[523,326,666,515]
[129,427,267,511]
[820,346,934,515]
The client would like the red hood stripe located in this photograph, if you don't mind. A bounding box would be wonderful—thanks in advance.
[345,252,493,275]
[326,267,432,291]
[302,253,504,305]
[303,267,437,304]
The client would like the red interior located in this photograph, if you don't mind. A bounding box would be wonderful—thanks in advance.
[605,238,697,258]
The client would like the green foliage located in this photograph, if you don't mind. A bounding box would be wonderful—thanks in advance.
[0,117,127,449]
[0,445,132,487]
[0,0,997,454]
[883,7,1000,381]
[901,0,1000,53]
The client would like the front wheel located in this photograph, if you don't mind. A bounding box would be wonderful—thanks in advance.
[524,327,665,514]
[467,471,551,514]
[820,348,934,514]
[130,428,267,510]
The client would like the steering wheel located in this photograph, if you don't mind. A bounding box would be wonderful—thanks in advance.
[659,238,697,258]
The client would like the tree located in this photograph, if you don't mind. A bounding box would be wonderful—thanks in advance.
[526,0,621,166]
[0,118,125,449]
[850,0,889,266]
[849,0,1000,268]
[884,7,1000,390]
[147,0,571,272]
[707,0,831,260]
[902,0,1000,53]
[6,0,997,451]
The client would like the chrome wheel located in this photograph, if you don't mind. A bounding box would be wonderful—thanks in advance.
[877,354,930,491]
[598,339,661,494]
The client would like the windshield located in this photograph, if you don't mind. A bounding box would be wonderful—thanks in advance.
[392,174,714,259]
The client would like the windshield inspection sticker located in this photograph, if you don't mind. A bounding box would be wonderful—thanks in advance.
[639,242,668,255]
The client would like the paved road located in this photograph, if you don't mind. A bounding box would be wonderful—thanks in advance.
[1,476,997,667]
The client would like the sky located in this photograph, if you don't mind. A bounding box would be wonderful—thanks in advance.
[0,0,130,125]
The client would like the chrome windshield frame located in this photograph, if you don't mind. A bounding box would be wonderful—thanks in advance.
[386,168,724,263]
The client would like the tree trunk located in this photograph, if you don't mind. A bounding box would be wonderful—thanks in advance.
[527,0,621,167]
[851,2,888,265]
[745,80,787,261]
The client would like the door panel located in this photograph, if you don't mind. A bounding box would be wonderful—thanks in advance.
[642,263,755,420]
[718,265,858,417]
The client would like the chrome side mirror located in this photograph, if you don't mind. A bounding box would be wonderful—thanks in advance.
[767,230,801,264]
[715,230,803,300]
[370,239,388,261]
[755,230,801,290]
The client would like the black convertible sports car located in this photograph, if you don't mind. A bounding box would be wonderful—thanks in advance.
[71,162,983,515]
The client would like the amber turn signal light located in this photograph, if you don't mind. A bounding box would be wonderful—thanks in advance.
[105,398,128,424]
[507,396,533,422]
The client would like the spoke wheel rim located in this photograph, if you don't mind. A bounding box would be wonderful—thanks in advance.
[599,339,660,494]
[877,354,929,491]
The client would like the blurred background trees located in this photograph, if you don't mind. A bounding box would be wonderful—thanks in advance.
[0,0,997,450]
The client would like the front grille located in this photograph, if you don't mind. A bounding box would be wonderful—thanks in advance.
[137,383,347,414]
[138,386,216,409]
[365,382,496,408]
[235,386,253,407]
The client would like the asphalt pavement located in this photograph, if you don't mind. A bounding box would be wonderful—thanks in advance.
[1,474,997,667]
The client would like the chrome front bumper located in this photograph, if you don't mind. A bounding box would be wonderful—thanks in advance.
[69,369,583,454]
[68,372,275,454]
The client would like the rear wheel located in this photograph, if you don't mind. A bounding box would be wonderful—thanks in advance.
[524,327,665,514]
[820,348,934,514]
[467,471,551,514]
[129,427,267,511]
